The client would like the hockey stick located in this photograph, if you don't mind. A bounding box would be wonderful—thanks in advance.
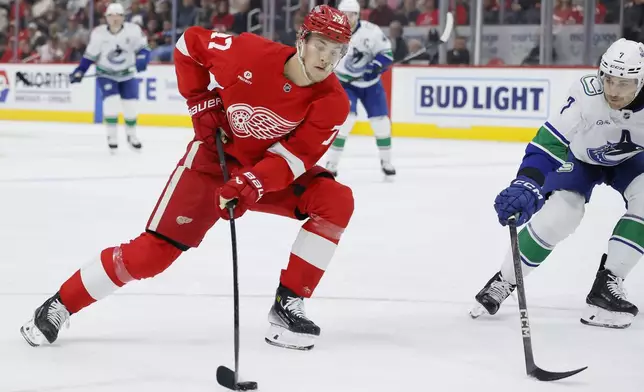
[508,216,587,381]
[215,128,258,392]
[343,12,454,83]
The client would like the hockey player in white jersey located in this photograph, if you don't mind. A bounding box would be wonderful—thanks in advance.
[471,38,644,329]
[326,0,395,177]
[70,3,150,151]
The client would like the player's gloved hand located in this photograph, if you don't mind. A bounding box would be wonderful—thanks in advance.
[69,68,84,84]
[216,171,265,220]
[361,63,381,82]
[135,56,148,72]
[494,176,545,226]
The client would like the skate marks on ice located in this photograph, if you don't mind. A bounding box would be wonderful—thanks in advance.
[5,375,212,392]
[3,293,640,392]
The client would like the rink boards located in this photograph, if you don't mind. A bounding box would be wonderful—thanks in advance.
[0,63,594,142]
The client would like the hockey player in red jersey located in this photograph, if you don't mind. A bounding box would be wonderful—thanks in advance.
[21,5,353,351]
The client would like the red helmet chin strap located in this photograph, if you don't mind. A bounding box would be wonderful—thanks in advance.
[296,38,314,84]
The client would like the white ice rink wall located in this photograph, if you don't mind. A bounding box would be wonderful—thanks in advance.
[0,64,594,142]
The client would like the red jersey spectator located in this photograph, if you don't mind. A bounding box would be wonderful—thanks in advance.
[211,1,234,32]
[553,0,582,24]
[369,0,396,27]
[416,0,438,26]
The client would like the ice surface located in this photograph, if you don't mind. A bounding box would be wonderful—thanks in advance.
[1,121,643,392]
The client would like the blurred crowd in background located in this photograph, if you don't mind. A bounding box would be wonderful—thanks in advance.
[0,0,641,65]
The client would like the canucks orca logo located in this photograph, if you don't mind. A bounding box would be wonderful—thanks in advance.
[107,44,127,65]
[587,130,644,166]
[345,48,367,73]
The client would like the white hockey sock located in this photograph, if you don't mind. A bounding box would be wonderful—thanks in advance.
[104,95,120,141]
[369,116,392,163]
[605,214,644,278]
[327,113,356,165]
[605,175,644,278]
[500,191,585,284]
[122,99,138,136]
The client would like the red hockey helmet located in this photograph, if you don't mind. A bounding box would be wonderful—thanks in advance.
[298,5,352,45]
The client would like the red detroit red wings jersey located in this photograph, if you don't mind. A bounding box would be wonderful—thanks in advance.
[174,27,350,193]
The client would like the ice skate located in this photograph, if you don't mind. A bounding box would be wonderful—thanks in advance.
[107,127,118,151]
[381,160,396,177]
[581,255,638,329]
[126,128,142,150]
[470,271,516,318]
[326,161,338,177]
[265,284,320,350]
[21,293,70,347]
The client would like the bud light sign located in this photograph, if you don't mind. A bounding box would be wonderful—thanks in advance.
[415,77,550,120]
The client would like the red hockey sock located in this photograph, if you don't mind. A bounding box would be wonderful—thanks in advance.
[59,247,130,314]
[280,217,343,298]
[59,233,182,314]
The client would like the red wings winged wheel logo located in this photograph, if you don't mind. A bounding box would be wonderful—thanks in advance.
[227,103,302,140]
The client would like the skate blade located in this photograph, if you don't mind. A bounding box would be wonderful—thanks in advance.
[127,139,142,151]
[580,305,634,329]
[265,324,315,351]
[20,320,46,347]
[382,170,396,182]
[469,303,488,319]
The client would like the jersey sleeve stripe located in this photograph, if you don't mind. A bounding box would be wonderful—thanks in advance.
[544,121,570,145]
[531,125,568,161]
[528,141,566,164]
[267,142,306,179]
[175,33,190,58]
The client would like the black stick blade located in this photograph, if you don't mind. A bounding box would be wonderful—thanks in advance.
[217,366,258,391]
[530,366,588,381]
[217,366,236,390]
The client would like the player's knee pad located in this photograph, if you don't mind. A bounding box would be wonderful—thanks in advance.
[122,99,137,120]
[623,173,644,217]
[337,113,357,138]
[103,95,121,119]
[304,178,354,229]
[529,190,585,244]
[369,115,391,138]
[118,232,183,280]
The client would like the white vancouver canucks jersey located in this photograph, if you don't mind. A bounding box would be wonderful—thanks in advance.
[84,22,148,81]
[532,74,644,167]
[334,20,393,88]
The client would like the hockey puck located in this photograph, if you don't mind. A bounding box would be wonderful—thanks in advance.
[236,381,258,390]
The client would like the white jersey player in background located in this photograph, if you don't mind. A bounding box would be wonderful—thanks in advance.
[471,38,644,329]
[326,0,395,178]
[70,3,150,151]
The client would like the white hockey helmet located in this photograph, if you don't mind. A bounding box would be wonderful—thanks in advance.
[338,0,360,13]
[599,39,644,97]
[105,3,125,16]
